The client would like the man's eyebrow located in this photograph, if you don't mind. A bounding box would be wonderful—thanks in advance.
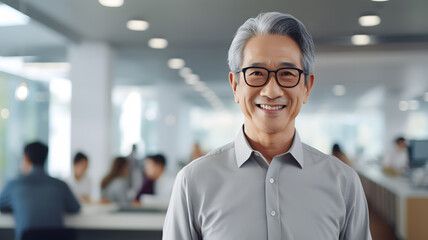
[279,62,298,68]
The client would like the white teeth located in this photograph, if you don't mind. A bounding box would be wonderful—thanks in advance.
[259,104,285,110]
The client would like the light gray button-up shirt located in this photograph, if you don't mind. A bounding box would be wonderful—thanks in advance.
[163,127,372,240]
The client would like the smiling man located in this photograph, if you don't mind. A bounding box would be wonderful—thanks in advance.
[163,12,372,240]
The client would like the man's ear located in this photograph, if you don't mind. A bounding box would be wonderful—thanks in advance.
[20,154,33,174]
[229,72,239,103]
[303,74,314,104]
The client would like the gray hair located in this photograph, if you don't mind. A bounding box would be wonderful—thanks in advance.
[227,12,315,84]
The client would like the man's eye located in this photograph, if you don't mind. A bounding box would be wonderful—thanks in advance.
[280,71,294,76]
[249,71,264,76]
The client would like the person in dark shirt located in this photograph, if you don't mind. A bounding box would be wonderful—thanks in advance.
[0,141,81,240]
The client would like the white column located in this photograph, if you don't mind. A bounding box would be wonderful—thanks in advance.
[69,42,113,200]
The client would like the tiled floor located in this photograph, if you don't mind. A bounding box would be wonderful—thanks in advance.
[369,208,399,240]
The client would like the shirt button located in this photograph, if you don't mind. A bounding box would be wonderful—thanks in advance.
[271,210,276,216]
[254,152,260,157]
[269,178,275,184]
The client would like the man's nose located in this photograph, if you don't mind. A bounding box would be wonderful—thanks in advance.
[260,73,284,99]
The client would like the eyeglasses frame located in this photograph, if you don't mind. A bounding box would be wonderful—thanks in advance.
[237,66,307,88]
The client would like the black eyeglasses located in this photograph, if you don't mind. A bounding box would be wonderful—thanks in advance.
[237,66,306,88]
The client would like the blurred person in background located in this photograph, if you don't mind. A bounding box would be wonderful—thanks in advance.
[163,12,371,239]
[190,142,204,162]
[100,157,131,206]
[134,154,174,208]
[0,142,80,240]
[332,143,352,166]
[67,152,91,203]
[382,136,409,175]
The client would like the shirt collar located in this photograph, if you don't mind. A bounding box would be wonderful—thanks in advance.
[234,126,254,168]
[29,166,46,175]
[234,125,304,169]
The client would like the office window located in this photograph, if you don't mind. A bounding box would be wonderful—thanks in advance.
[190,106,243,153]
[0,72,49,187]
[112,86,159,159]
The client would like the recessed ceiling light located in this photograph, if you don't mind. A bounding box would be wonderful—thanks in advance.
[23,62,70,71]
[148,38,168,49]
[126,20,149,31]
[333,84,346,96]
[408,100,420,110]
[424,92,428,102]
[98,0,123,7]
[0,108,9,119]
[202,90,216,101]
[16,82,28,101]
[399,101,408,111]
[185,74,199,85]
[371,0,389,2]
[194,82,207,92]
[359,14,381,27]
[179,67,192,78]
[168,58,185,69]
[351,34,371,46]
[0,4,30,27]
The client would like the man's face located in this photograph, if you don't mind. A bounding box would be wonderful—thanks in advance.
[397,140,407,150]
[229,34,314,136]
[144,158,164,180]
[74,159,88,179]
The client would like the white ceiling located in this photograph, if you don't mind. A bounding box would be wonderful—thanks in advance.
[1,0,428,111]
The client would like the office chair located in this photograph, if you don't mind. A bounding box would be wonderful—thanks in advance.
[21,228,77,240]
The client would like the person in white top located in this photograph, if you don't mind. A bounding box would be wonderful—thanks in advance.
[67,152,92,203]
[134,154,174,208]
[382,137,409,175]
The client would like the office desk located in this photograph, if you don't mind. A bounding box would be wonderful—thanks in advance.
[0,204,165,240]
[356,165,428,240]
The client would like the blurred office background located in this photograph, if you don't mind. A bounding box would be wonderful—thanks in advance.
[0,0,428,239]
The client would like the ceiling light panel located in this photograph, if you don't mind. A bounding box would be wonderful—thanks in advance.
[127,20,149,31]
[168,58,185,69]
[399,101,408,111]
[179,67,192,78]
[359,15,381,27]
[99,0,124,7]
[148,38,168,49]
[185,74,199,85]
[351,34,371,46]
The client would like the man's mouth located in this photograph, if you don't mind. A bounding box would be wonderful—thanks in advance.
[257,104,286,110]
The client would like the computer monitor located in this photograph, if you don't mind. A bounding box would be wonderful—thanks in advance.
[408,140,428,168]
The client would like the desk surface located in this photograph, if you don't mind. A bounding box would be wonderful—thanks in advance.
[0,204,166,230]
[355,164,428,198]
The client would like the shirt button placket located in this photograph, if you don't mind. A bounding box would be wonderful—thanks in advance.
[266,160,281,239]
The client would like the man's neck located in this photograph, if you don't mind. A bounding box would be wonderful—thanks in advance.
[244,125,295,164]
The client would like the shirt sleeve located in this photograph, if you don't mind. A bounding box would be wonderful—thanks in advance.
[62,182,81,213]
[339,171,372,240]
[0,181,13,210]
[163,169,201,240]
